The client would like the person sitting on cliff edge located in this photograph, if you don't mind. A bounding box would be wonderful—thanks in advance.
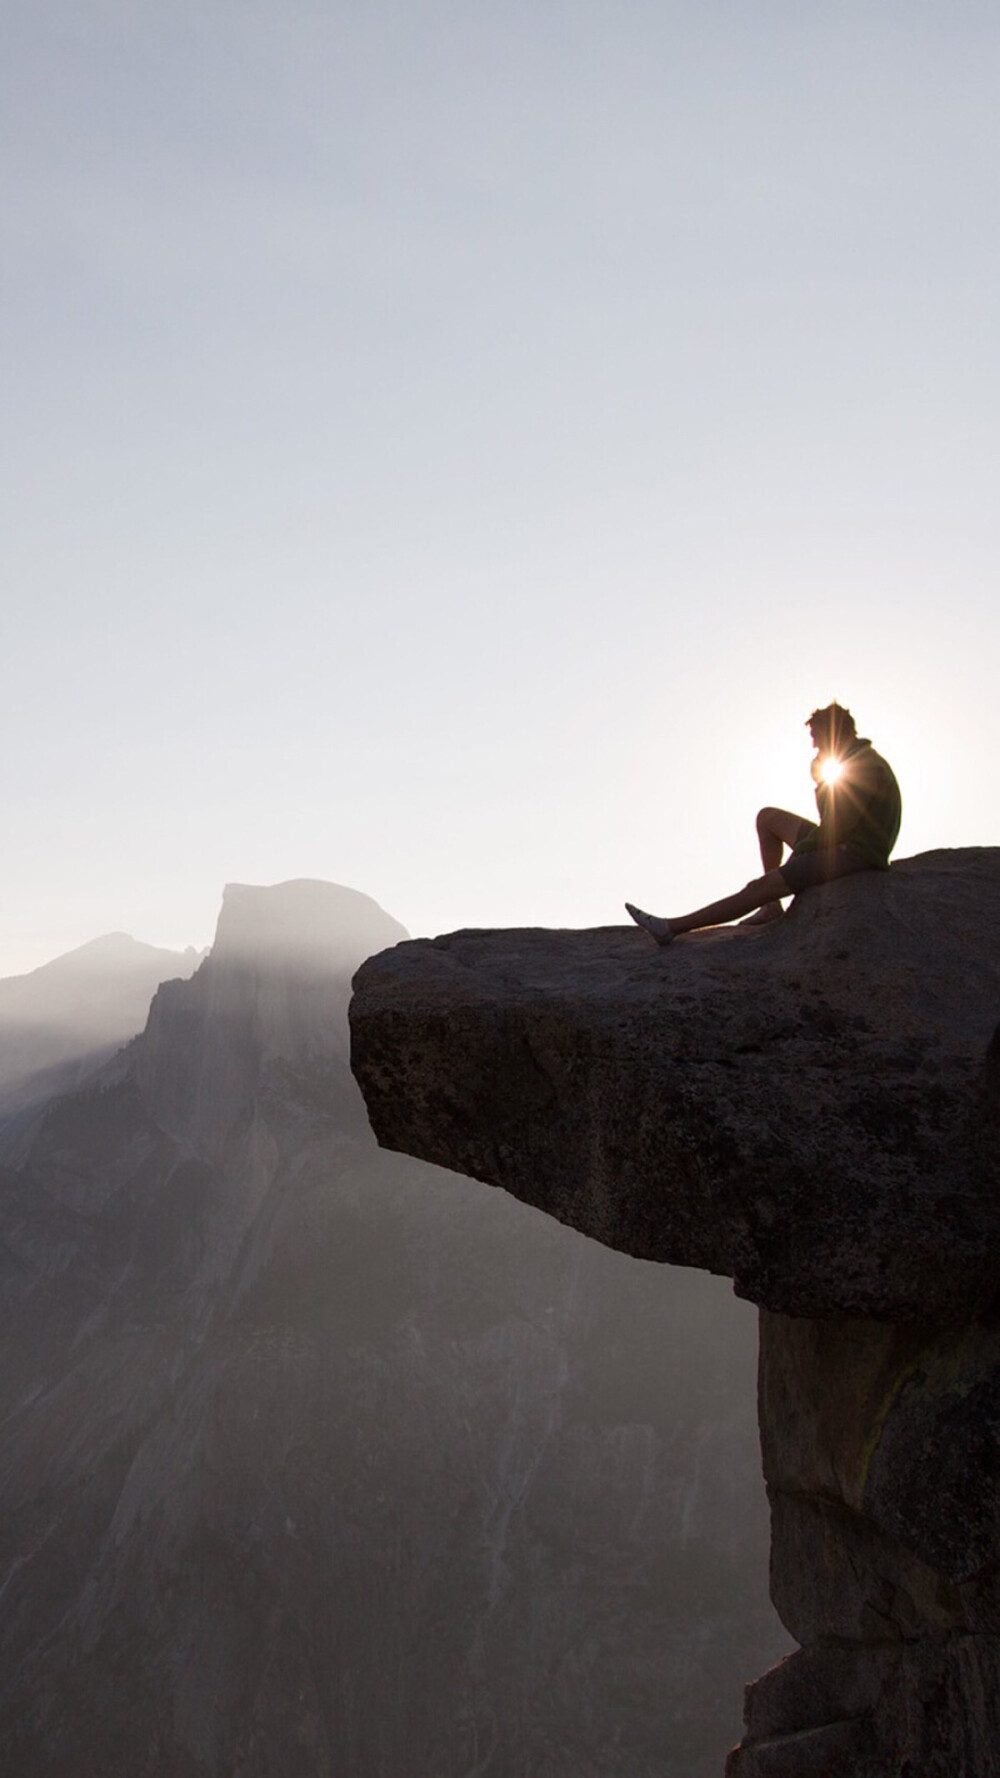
[626,702,902,946]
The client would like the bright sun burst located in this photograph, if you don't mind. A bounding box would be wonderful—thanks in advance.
[818,755,844,786]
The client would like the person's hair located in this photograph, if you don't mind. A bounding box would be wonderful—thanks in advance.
[806,701,857,745]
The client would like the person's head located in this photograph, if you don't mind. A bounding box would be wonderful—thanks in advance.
[806,701,857,755]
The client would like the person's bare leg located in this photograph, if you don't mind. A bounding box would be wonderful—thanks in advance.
[667,867,789,933]
[756,807,807,871]
[661,867,786,938]
[626,868,789,944]
[741,809,807,925]
[626,810,808,946]
[739,901,784,925]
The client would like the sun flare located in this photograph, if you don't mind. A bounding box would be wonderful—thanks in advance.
[818,755,844,786]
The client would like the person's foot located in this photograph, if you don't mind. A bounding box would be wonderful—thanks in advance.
[625,903,675,946]
[739,904,784,928]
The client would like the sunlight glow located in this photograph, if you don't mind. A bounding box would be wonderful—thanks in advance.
[818,755,844,786]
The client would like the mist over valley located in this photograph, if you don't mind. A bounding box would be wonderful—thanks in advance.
[0,880,787,1776]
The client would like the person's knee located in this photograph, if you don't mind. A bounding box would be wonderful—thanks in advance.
[759,806,806,849]
[747,869,787,903]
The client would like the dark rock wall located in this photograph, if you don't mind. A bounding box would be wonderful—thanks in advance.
[727,1311,1000,1776]
[349,850,1000,1776]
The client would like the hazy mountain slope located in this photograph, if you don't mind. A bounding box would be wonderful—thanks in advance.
[0,880,787,1778]
[0,932,202,1117]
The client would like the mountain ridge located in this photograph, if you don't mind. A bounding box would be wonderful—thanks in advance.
[0,877,783,1777]
[0,931,203,1120]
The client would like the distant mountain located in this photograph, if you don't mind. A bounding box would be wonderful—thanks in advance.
[0,932,202,1118]
[0,880,787,1778]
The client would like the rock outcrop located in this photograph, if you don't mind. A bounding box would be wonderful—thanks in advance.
[350,848,1000,1776]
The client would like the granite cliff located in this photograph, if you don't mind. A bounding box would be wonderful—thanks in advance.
[0,880,782,1776]
[350,847,1000,1776]
[0,933,201,1118]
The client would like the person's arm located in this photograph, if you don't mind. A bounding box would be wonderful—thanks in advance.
[794,763,830,851]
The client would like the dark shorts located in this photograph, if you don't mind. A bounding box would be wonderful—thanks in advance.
[779,824,875,895]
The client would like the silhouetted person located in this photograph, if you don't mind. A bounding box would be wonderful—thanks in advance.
[626,702,902,945]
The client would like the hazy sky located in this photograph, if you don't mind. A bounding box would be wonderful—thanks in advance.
[3,2,998,974]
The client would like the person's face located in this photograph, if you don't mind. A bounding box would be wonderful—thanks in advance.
[809,713,850,754]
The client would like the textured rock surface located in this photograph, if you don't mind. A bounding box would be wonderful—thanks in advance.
[350,848,1000,1775]
[351,849,1000,1321]
[727,1310,1000,1776]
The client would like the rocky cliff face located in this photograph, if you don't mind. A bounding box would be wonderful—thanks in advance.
[350,848,1000,1777]
[0,880,783,1777]
[0,932,202,1118]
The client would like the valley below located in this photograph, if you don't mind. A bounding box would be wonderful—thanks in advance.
[0,881,786,1776]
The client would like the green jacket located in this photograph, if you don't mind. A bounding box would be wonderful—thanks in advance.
[794,738,902,869]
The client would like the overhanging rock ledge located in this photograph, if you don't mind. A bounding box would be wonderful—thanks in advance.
[350,848,1000,1778]
[350,849,1000,1322]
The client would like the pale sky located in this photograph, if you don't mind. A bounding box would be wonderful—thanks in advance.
[3,2,998,974]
